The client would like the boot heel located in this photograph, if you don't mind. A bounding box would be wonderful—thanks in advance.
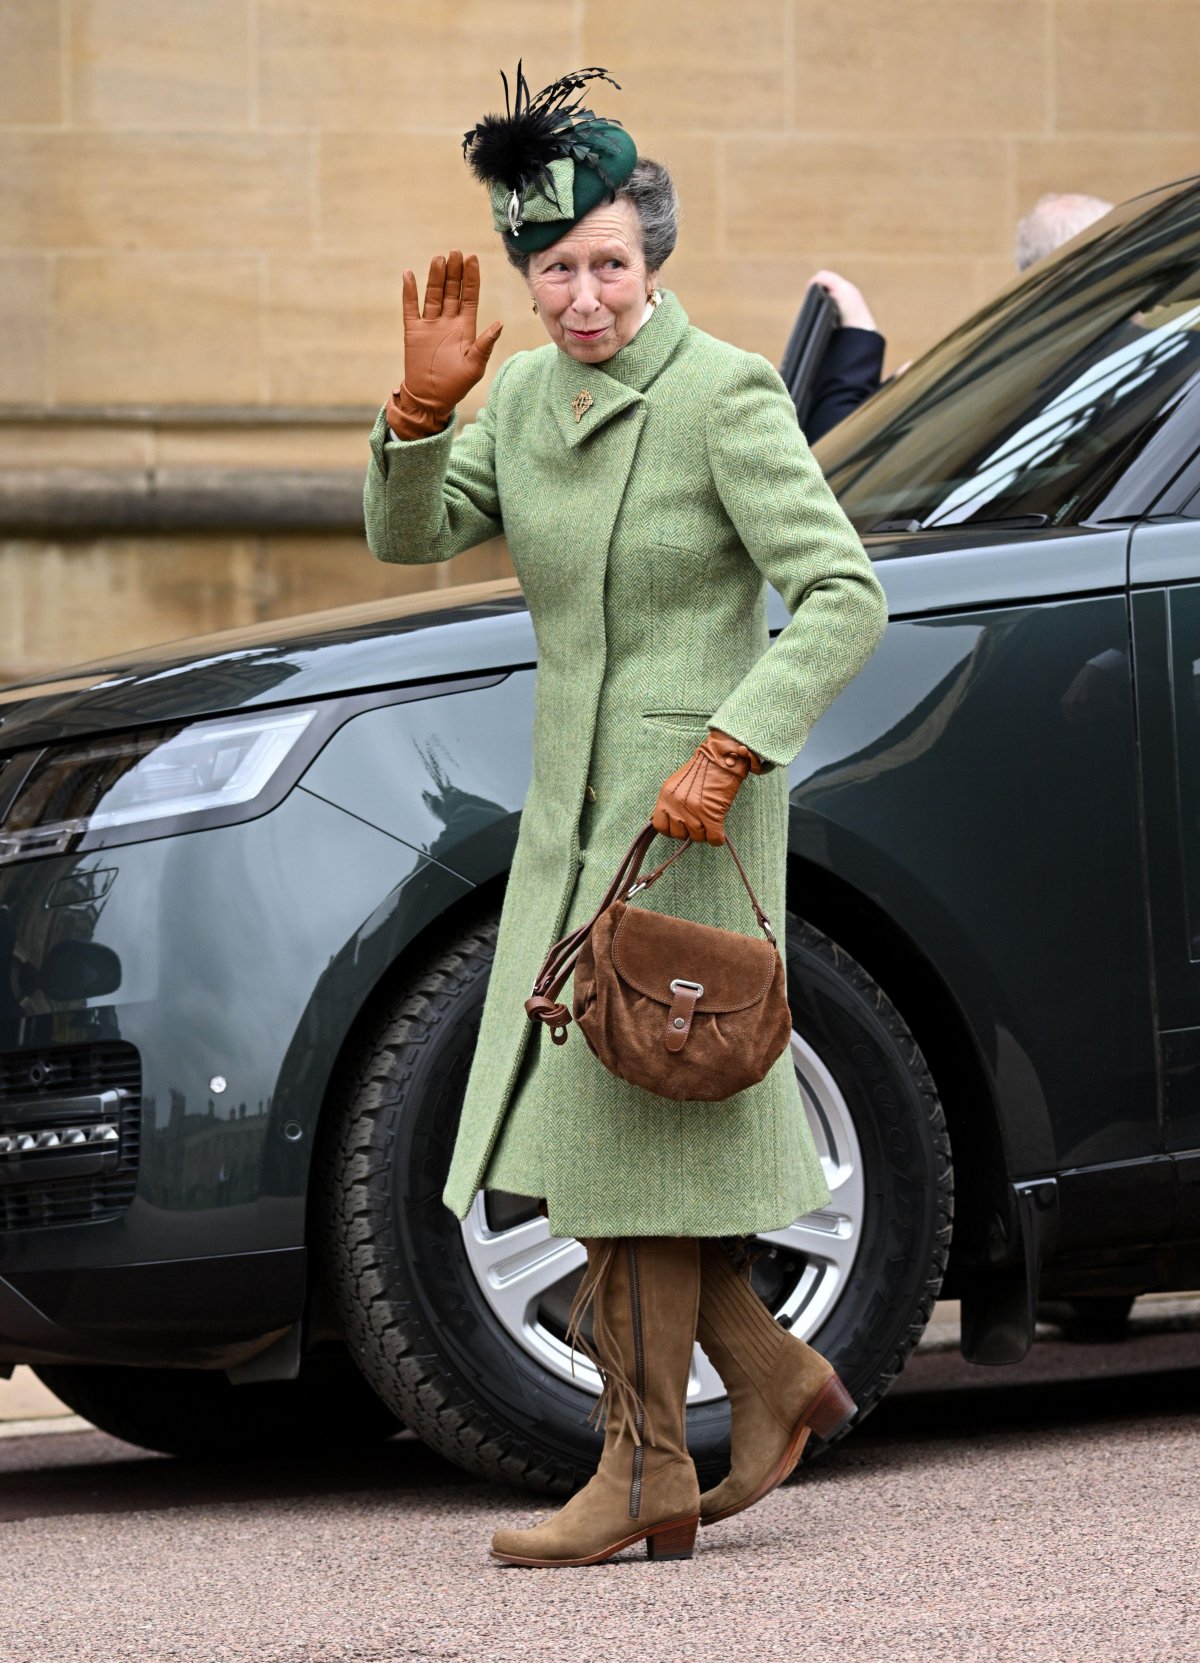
[807,1373,856,1441]
[646,1516,699,1561]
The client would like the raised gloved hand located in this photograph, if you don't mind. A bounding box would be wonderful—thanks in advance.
[651,729,764,844]
[386,250,503,441]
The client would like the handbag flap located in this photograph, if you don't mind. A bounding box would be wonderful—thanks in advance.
[610,902,779,1013]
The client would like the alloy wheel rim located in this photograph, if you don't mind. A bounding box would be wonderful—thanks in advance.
[459,1028,865,1404]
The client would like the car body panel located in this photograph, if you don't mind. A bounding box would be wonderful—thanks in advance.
[0,784,472,1358]
[299,672,536,885]
[1130,518,1200,1165]
[787,579,1155,1190]
[0,1248,307,1369]
[866,527,1129,612]
[0,581,535,750]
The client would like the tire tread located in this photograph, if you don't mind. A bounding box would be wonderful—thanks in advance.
[792,920,952,1456]
[317,921,590,1494]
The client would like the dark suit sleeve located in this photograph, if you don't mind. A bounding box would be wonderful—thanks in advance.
[804,327,886,444]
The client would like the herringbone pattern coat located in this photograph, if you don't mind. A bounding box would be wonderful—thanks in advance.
[364,292,887,1237]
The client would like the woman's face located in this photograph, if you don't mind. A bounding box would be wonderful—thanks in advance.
[525,197,657,364]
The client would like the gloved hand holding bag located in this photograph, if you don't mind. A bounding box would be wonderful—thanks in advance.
[651,729,764,844]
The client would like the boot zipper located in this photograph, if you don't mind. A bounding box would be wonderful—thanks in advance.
[627,1241,646,1519]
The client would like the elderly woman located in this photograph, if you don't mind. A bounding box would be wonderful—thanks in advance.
[363,67,888,1569]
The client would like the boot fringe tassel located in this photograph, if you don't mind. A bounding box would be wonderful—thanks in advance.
[565,1238,650,1448]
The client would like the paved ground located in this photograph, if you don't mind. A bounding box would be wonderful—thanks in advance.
[2,1317,1198,1663]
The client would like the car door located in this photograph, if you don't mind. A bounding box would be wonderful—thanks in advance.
[812,180,1200,1259]
[790,526,1157,1220]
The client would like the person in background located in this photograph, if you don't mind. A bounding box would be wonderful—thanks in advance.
[801,269,884,442]
[1014,192,1115,274]
[803,191,1115,444]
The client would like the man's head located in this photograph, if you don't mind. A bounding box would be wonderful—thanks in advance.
[1015,192,1114,272]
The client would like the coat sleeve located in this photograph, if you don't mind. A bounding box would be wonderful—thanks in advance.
[705,353,888,769]
[363,357,512,565]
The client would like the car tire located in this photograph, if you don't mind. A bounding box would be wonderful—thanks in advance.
[318,911,952,1495]
[33,1348,403,1457]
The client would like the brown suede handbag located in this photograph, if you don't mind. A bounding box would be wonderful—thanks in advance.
[525,821,791,1102]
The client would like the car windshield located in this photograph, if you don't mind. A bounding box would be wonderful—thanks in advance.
[815,181,1200,534]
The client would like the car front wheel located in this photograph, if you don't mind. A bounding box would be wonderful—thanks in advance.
[320,911,953,1495]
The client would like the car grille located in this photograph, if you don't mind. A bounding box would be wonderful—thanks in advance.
[0,1041,141,1229]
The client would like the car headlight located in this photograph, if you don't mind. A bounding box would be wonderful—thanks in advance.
[0,706,319,864]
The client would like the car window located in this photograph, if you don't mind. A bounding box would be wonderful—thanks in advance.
[816,182,1200,535]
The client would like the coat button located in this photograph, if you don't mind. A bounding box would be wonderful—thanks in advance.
[585,783,597,803]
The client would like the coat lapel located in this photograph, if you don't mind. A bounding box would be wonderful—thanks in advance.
[549,357,643,448]
[547,292,691,450]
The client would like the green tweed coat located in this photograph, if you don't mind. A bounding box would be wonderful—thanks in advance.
[364,291,887,1238]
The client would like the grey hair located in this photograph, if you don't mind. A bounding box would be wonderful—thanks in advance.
[504,156,679,277]
[1015,192,1113,273]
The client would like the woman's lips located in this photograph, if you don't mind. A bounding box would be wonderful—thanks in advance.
[566,325,609,339]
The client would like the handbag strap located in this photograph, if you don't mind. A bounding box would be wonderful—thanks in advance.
[526,821,778,1042]
[628,829,776,944]
[528,823,659,1014]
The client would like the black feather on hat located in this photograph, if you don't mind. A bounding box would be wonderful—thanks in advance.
[462,63,636,248]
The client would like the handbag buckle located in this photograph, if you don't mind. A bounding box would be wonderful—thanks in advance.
[665,977,705,1052]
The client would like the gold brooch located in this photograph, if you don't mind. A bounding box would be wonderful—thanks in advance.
[572,389,594,423]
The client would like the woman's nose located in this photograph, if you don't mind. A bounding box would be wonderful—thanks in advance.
[570,276,601,314]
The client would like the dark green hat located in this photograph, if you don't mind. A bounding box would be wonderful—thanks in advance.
[462,64,638,255]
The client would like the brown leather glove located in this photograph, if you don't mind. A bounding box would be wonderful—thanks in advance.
[386,250,503,441]
[651,729,765,844]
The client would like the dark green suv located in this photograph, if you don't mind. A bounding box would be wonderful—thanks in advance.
[3,177,1200,1492]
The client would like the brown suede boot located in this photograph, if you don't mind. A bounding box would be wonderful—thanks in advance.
[697,1239,856,1527]
[491,1236,702,1567]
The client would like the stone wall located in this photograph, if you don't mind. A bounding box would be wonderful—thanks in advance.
[0,408,513,681]
[1,0,1198,681]
[0,526,512,683]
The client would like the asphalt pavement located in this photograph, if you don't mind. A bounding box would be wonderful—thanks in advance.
[2,1317,1198,1663]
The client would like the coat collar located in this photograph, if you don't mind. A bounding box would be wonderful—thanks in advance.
[549,290,690,449]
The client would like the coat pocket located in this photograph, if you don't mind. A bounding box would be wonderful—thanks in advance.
[653,540,712,560]
[641,710,712,734]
